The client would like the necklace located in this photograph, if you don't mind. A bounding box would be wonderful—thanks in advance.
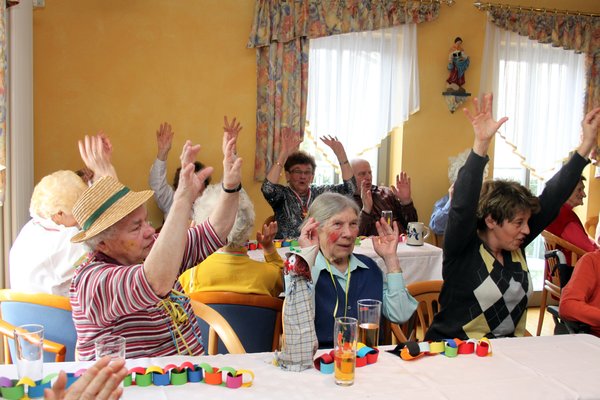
[291,188,312,218]
[324,257,351,318]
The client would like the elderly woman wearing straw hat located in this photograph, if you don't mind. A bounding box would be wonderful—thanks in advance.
[69,132,242,361]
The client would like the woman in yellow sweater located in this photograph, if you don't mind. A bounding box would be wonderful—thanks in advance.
[179,184,283,296]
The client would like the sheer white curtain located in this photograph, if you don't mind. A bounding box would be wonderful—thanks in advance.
[306,24,419,161]
[480,21,586,182]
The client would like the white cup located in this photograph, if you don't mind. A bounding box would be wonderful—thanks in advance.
[406,222,430,246]
[14,324,44,382]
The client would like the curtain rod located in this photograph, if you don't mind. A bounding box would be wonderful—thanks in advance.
[473,2,599,18]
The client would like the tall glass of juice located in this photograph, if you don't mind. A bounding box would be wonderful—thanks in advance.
[333,316,358,386]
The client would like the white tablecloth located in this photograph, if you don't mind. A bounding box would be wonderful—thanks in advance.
[5,335,599,399]
[248,238,443,284]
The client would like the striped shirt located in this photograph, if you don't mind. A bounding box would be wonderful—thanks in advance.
[70,220,224,361]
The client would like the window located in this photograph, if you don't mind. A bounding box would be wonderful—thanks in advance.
[305,24,419,184]
[482,21,586,289]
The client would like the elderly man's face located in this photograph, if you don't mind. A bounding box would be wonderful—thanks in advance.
[318,207,359,264]
[352,160,372,191]
[99,205,156,265]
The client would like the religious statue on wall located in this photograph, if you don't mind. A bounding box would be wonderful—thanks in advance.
[446,37,470,92]
[442,37,471,113]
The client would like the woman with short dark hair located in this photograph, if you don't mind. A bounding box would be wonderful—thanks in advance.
[425,93,600,341]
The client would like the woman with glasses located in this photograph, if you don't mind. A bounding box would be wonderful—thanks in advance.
[262,131,357,239]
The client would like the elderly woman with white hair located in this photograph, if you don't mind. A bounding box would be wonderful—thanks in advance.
[179,184,283,297]
[9,170,88,296]
[299,192,417,348]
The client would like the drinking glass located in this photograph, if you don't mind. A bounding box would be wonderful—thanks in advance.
[357,299,381,348]
[333,317,357,386]
[95,335,126,361]
[14,324,44,381]
[381,210,393,225]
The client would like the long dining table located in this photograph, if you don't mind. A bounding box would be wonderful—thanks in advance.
[2,334,598,399]
[248,237,443,285]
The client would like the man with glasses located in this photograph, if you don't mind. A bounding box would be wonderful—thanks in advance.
[262,131,356,239]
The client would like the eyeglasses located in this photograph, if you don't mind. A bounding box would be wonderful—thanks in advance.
[289,169,313,176]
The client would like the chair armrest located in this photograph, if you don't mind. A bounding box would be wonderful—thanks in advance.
[0,319,66,362]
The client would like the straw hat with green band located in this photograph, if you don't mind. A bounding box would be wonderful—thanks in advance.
[71,176,154,243]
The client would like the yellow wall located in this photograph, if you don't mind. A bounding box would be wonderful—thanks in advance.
[34,0,600,233]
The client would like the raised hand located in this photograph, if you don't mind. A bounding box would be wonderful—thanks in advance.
[156,122,174,161]
[373,218,401,273]
[319,135,345,158]
[463,93,508,156]
[78,132,118,181]
[390,171,412,205]
[257,221,278,251]
[360,179,373,213]
[222,136,243,191]
[44,356,127,400]
[578,107,600,158]
[177,140,213,204]
[222,116,243,155]
[298,217,320,248]
[280,129,302,159]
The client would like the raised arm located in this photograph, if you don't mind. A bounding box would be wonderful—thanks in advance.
[320,135,352,180]
[577,107,600,159]
[149,122,176,214]
[257,221,279,256]
[222,116,242,155]
[390,172,414,206]
[463,93,509,157]
[78,132,118,182]
[266,130,301,183]
[208,134,243,242]
[144,140,214,296]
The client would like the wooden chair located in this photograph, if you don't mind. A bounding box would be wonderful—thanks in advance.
[190,291,283,353]
[0,290,77,363]
[190,300,245,355]
[536,231,586,336]
[0,319,66,362]
[584,215,598,238]
[390,280,443,343]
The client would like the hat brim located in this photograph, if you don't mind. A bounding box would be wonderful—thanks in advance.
[71,189,154,243]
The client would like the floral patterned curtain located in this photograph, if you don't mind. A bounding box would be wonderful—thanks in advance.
[486,7,600,113]
[247,0,440,181]
[0,0,12,206]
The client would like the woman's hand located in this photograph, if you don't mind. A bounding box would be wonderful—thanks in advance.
[222,116,243,155]
[463,93,508,157]
[156,122,174,161]
[177,140,213,205]
[78,132,118,181]
[257,221,278,253]
[44,356,127,400]
[373,218,401,273]
[577,107,600,159]
[222,136,243,191]
[298,217,320,249]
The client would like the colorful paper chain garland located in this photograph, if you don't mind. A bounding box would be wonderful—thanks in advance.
[0,362,254,399]
[388,338,493,361]
[314,343,380,374]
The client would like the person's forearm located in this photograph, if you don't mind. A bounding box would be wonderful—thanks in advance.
[336,150,352,180]
[144,196,192,296]
[208,187,240,242]
[266,154,286,184]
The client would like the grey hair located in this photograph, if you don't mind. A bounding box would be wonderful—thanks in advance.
[448,148,490,184]
[84,223,118,251]
[192,183,255,247]
[301,193,359,230]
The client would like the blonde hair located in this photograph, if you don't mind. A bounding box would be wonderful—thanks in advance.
[30,170,88,219]
[192,183,255,247]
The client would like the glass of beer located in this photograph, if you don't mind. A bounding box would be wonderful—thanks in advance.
[381,210,393,225]
[333,317,358,386]
[357,299,381,348]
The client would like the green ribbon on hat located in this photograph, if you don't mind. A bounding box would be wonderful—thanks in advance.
[83,187,130,231]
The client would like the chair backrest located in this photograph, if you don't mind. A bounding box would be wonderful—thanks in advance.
[189,291,283,354]
[584,215,598,238]
[541,230,586,267]
[390,280,443,343]
[189,300,245,355]
[0,290,77,363]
